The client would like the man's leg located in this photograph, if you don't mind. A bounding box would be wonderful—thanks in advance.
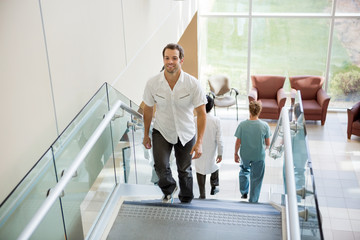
[249,160,265,203]
[174,137,195,203]
[152,129,177,195]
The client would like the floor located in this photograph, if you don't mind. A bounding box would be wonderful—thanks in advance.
[201,107,360,240]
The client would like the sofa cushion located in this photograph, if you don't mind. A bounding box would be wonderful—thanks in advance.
[302,100,322,115]
[290,76,323,100]
[251,75,286,99]
[259,99,279,113]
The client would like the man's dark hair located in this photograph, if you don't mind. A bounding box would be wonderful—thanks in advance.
[162,43,185,60]
[206,95,214,113]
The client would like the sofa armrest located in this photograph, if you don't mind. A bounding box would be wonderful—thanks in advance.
[290,88,297,105]
[317,88,331,107]
[316,89,331,125]
[276,88,287,108]
[348,101,360,122]
[248,87,258,102]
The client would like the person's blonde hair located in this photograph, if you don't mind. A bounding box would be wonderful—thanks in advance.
[249,100,262,117]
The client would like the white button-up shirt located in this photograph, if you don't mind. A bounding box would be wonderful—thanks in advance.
[195,113,224,175]
[143,71,207,145]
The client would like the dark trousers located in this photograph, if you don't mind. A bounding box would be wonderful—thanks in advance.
[152,129,195,203]
[196,169,219,199]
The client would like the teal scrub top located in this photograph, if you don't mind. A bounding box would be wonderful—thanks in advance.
[234,119,271,161]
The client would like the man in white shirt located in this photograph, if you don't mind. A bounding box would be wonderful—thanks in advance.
[142,43,207,203]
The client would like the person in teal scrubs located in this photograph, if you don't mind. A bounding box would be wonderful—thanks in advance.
[234,101,271,203]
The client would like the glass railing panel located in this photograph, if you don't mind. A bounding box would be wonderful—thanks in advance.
[0,149,65,240]
[268,111,286,205]
[50,85,119,239]
[131,126,157,185]
[113,110,134,184]
[107,85,136,184]
[291,91,323,239]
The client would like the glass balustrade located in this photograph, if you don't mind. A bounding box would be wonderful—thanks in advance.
[291,92,323,240]
[269,90,324,240]
[0,83,150,239]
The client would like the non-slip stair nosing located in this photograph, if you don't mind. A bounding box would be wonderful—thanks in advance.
[118,204,282,229]
[122,201,281,216]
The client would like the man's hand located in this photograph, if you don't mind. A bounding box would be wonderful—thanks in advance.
[143,135,152,149]
[216,155,222,163]
[190,142,202,159]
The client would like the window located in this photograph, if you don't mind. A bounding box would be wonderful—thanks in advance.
[199,0,360,108]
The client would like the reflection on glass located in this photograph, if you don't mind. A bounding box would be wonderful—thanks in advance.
[329,18,360,108]
[0,150,64,239]
[199,17,248,99]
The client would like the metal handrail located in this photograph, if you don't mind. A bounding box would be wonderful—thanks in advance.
[281,108,301,240]
[18,100,142,240]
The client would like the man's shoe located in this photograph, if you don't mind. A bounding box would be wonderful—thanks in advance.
[162,185,178,203]
[210,186,219,195]
[241,193,248,199]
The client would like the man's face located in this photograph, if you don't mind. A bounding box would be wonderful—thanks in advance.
[163,49,183,74]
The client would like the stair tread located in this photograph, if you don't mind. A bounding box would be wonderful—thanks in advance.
[107,198,282,240]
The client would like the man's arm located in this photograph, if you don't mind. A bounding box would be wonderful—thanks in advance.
[191,104,206,159]
[234,138,241,163]
[142,104,153,149]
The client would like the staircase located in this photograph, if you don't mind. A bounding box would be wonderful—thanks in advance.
[107,199,283,240]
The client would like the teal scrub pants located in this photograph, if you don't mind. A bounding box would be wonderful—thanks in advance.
[239,159,265,203]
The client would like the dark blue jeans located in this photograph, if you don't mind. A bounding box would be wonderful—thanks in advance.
[152,128,194,203]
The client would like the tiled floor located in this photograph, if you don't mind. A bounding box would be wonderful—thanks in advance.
[198,107,360,240]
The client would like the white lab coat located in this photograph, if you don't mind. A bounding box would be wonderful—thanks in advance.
[195,113,224,175]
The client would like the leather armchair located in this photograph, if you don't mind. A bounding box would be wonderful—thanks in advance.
[347,101,360,139]
[248,75,287,119]
[289,76,331,125]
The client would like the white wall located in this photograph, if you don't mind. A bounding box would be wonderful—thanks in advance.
[0,0,197,203]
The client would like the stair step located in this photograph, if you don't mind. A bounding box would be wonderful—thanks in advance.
[107,199,282,240]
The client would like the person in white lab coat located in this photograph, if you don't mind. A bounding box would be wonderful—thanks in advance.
[195,95,224,199]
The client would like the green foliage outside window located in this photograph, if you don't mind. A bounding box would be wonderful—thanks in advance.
[331,67,360,97]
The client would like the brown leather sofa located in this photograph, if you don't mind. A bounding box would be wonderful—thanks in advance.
[290,76,331,125]
[347,101,360,139]
[248,75,287,119]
